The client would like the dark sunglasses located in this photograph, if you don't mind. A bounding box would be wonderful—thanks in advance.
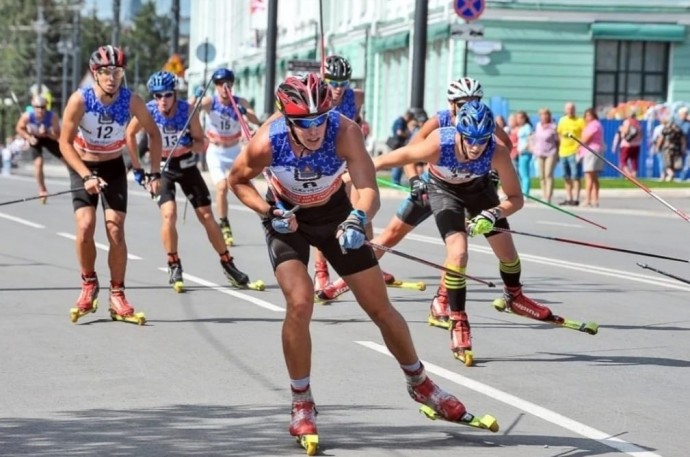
[153,92,175,99]
[287,112,329,129]
[33,105,46,109]
[462,134,492,146]
[326,79,349,88]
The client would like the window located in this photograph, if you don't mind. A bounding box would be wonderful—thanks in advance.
[593,40,669,110]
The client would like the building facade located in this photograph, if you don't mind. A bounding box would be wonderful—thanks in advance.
[187,0,690,143]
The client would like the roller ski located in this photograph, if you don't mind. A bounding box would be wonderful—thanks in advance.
[290,400,319,456]
[427,288,451,329]
[450,311,473,367]
[108,284,146,325]
[168,260,184,293]
[419,405,499,432]
[69,273,99,323]
[221,257,265,291]
[383,271,426,291]
[220,219,234,246]
[493,286,599,335]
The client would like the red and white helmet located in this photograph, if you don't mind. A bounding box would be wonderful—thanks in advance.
[89,45,127,71]
[275,73,333,117]
[447,77,483,102]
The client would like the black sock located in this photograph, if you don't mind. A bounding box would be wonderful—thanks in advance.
[445,265,467,312]
[499,257,521,288]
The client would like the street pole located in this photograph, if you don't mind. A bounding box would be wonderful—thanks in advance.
[71,7,81,92]
[462,21,469,77]
[410,0,428,110]
[34,6,48,91]
[263,0,279,119]
[171,0,180,55]
[112,0,121,46]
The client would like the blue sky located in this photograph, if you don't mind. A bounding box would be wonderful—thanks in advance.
[83,0,190,20]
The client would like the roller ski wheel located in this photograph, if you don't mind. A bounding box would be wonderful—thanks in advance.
[172,281,184,293]
[109,309,147,326]
[241,280,265,291]
[168,262,184,293]
[453,349,474,367]
[419,405,499,433]
[492,297,508,312]
[296,434,319,456]
[427,313,451,330]
[386,280,426,291]
[69,300,99,323]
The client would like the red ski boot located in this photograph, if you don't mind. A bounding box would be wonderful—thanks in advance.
[290,395,319,456]
[428,286,450,329]
[313,261,330,296]
[494,286,552,321]
[407,367,467,422]
[109,283,146,325]
[450,311,473,366]
[382,270,395,284]
[316,277,350,302]
[69,273,99,323]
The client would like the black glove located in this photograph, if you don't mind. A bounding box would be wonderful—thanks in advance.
[409,176,428,201]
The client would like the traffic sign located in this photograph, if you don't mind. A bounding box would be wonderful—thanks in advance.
[453,0,485,22]
[195,41,216,63]
[287,60,322,73]
[450,23,485,40]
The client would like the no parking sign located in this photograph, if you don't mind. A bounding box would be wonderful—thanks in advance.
[453,0,485,22]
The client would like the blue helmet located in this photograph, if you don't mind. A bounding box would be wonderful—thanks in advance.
[456,100,495,140]
[147,71,176,94]
[212,68,235,83]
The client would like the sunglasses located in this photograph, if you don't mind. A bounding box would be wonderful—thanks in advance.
[96,66,124,77]
[153,92,175,99]
[33,105,46,109]
[287,112,330,129]
[462,134,492,146]
[326,79,349,88]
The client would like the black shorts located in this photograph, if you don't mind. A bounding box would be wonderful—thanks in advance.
[395,195,432,227]
[68,156,128,213]
[262,185,378,276]
[29,139,62,160]
[428,174,510,240]
[158,153,211,209]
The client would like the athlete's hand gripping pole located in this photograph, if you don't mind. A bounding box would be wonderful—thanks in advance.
[0,188,84,207]
[567,132,690,224]
[161,77,214,173]
[222,83,253,142]
[365,241,496,287]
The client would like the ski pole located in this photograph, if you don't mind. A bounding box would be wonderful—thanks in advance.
[162,77,214,172]
[376,177,408,192]
[223,83,252,141]
[493,227,689,263]
[0,188,83,207]
[567,132,690,224]
[523,193,607,230]
[636,262,690,286]
[365,241,496,287]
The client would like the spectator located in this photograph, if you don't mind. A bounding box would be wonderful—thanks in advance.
[516,111,533,196]
[650,119,665,179]
[656,116,686,182]
[580,108,604,207]
[532,108,559,203]
[386,110,414,185]
[676,107,690,180]
[613,112,643,177]
[556,102,585,206]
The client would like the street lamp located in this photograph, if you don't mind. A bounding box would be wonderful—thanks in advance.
[33,6,50,89]
[57,38,74,113]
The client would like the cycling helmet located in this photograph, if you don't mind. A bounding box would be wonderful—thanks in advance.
[212,68,235,83]
[147,71,177,93]
[447,77,483,102]
[275,73,333,117]
[324,55,352,81]
[456,100,495,139]
[89,45,127,70]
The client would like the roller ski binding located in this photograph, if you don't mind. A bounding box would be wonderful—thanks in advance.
[168,260,184,293]
[427,288,451,330]
[290,400,319,456]
[493,286,599,335]
[70,273,99,323]
[221,257,265,291]
[450,311,473,366]
[108,284,146,325]
[383,271,426,291]
[220,219,234,246]
[419,405,499,432]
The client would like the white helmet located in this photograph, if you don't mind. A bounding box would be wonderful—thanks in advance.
[447,77,484,102]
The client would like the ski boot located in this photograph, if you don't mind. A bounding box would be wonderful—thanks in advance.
[70,273,99,323]
[316,277,349,303]
[450,311,473,367]
[290,400,319,455]
[168,260,184,293]
[428,288,450,330]
[407,367,467,422]
[493,286,552,321]
[313,261,330,296]
[220,219,234,246]
[108,283,146,325]
[39,189,48,205]
[221,257,250,287]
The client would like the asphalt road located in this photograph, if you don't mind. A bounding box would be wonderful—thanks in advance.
[1,165,689,457]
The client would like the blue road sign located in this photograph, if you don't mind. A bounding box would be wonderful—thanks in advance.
[453,0,485,22]
[195,41,216,63]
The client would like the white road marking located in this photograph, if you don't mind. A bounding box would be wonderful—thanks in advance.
[0,212,45,229]
[56,232,143,260]
[158,268,285,312]
[356,341,663,457]
[536,220,582,228]
[394,231,690,292]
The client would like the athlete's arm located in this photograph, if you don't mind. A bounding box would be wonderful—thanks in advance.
[187,111,206,153]
[353,89,364,114]
[130,94,162,173]
[494,124,513,150]
[15,113,32,142]
[228,129,273,216]
[374,130,441,171]
[58,91,91,178]
[491,144,524,217]
[199,96,213,113]
[336,118,380,222]
[239,98,261,126]
[403,115,441,178]
[124,116,144,170]
[49,113,61,141]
